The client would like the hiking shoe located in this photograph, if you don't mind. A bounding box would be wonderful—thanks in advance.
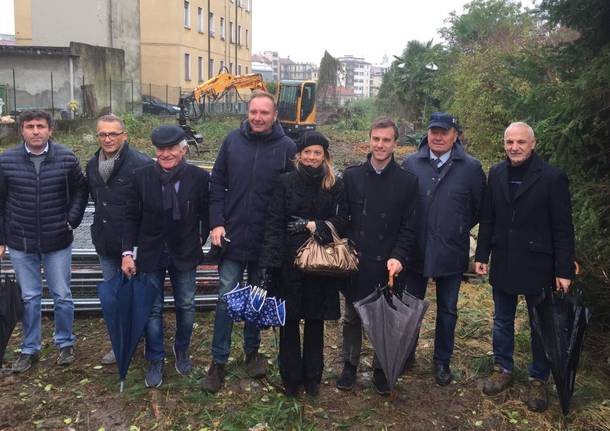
[101,349,116,365]
[336,362,357,391]
[373,368,391,396]
[402,354,416,374]
[145,360,164,388]
[57,346,75,366]
[304,380,320,397]
[434,362,452,386]
[173,346,193,375]
[202,362,226,393]
[526,379,548,412]
[483,366,513,396]
[245,351,267,378]
[12,352,39,373]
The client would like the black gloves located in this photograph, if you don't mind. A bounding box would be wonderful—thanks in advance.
[257,267,273,289]
[286,216,309,234]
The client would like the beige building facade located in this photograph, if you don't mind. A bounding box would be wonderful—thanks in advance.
[15,0,252,94]
[140,0,252,91]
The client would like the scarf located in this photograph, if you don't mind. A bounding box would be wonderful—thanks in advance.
[155,158,187,221]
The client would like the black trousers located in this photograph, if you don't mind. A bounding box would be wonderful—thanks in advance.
[279,319,324,385]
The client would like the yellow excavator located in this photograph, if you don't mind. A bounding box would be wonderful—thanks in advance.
[178,69,316,150]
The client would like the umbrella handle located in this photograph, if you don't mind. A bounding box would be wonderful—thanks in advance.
[387,273,394,293]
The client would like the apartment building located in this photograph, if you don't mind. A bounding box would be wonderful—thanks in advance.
[337,55,371,99]
[14,0,253,92]
[141,0,252,89]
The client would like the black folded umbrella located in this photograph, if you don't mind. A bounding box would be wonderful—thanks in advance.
[0,268,23,367]
[202,235,231,264]
[531,286,591,415]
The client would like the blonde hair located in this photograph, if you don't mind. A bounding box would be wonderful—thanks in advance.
[294,152,336,191]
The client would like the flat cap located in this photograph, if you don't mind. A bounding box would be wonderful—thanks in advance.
[151,125,187,148]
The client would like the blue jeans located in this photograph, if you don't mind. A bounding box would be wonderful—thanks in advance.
[211,259,261,364]
[405,270,462,365]
[143,252,196,362]
[9,245,75,354]
[98,255,122,282]
[492,288,550,380]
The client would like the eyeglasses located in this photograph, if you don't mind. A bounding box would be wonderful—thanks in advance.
[96,132,124,139]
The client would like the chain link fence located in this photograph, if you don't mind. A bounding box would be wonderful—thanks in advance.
[0,69,246,119]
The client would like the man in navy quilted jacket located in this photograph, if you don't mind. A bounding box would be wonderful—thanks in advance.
[0,110,88,373]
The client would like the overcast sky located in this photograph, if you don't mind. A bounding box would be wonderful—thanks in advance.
[1,0,535,65]
[0,0,14,35]
[252,0,471,64]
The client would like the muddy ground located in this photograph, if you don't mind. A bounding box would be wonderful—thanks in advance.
[1,281,608,431]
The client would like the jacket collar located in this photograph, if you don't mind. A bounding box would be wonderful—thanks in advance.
[415,136,466,161]
[22,139,56,160]
[365,153,396,175]
[240,119,286,142]
[497,152,544,203]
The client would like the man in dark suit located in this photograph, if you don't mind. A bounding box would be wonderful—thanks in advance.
[475,121,575,412]
[337,117,419,395]
[121,125,209,388]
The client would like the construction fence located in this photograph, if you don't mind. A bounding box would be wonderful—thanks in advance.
[0,69,246,120]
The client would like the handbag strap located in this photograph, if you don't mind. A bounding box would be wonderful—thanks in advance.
[323,221,341,242]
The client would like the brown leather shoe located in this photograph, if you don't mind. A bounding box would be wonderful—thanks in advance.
[245,351,267,378]
[526,379,548,412]
[202,362,226,393]
[483,367,513,396]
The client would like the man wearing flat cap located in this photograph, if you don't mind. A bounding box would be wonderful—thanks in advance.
[401,112,486,386]
[122,124,210,388]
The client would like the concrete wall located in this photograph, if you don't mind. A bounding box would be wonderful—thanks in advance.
[0,43,129,117]
[16,0,141,92]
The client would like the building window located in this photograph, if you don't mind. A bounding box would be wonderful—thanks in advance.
[245,66,248,74]
[198,56,204,81]
[229,21,234,43]
[209,58,214,78]
[220,17,225,39]
[197,7,204,32]
[209,12,215,36]
[245,29,249,48]
[237,25,242,45]
[184,1,191,28]
[220,60,224,72]
[185,53,191,80]
[229,62,233,73]
[238,65,242,75]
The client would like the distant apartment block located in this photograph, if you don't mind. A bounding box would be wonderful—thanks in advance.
[280,59,318,81]
[337,55,371,99]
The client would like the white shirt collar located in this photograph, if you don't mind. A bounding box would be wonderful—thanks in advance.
[25,141,50,155]
[429,149,451,166]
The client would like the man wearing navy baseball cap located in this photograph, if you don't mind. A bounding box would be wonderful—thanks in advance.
[122,125,210,388]
[401,112,486,386]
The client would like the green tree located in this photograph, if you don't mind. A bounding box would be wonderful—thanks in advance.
[376,40,446,126]
[317,51,341,107]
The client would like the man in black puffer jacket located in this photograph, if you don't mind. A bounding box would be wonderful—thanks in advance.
[203,91,296,393]
[86,114,152,365]
[0,110,88,373]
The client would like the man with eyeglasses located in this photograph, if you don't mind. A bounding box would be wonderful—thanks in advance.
[0,110,88,372]
[86,114,152,365]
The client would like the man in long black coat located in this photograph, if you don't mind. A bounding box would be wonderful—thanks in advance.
[86,114,152,365]
[337,117,419,395]
[401,112,486,386]
[121,125,209,388]
[475,121,575,412]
